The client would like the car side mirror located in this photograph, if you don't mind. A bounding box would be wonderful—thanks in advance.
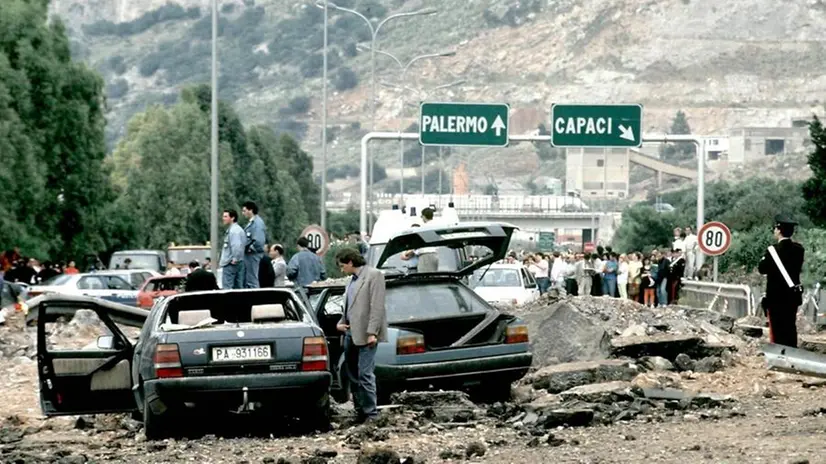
[97,335,115,350]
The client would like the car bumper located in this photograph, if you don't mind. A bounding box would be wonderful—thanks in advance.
[375,352,532,389]
[143,371,331,414]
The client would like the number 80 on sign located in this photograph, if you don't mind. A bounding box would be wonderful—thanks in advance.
[697,221,732,256]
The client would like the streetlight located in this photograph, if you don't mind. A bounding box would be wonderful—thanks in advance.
[363,47,456,198]
[209,0,219,271]
[319,1,329,229]
[380,79,466,195]
[316,1,437,230]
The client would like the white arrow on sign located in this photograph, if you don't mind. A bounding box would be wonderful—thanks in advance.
[619,124,635,142]
[491,115,506,137]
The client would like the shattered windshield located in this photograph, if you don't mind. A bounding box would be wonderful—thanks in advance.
[385,282,488,323]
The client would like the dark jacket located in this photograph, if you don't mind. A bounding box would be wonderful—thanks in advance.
[258,255,275,288]
[656,257,670,284]
[758,238,805,307]
[185,268,219,292]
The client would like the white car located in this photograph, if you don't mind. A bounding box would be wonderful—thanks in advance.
[470,264,541,306]
[28,269,159,306]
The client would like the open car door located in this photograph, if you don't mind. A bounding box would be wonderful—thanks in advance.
[304,283,349,401]
[33,294,144,416]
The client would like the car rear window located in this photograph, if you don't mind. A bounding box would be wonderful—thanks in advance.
[385,282,488,323]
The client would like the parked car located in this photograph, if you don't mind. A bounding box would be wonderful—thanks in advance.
[27,270,159,308]
[32,288,331,440]
[469,263,541,306]
[137,275,187,309]
[308,222,533,404]
[654,203,675,213]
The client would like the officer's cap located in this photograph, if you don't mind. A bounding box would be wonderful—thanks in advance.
[774,214,798,227]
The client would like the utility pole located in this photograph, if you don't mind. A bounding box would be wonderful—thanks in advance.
[209,0,219,271]
[320,0,328,229]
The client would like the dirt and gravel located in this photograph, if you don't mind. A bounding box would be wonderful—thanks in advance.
[3,295,826,464]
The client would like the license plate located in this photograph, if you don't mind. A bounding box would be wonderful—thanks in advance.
[212,345,272,362]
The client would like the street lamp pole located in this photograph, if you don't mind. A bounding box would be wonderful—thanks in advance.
[320,0,328,229]
[209,0,219,272]
[318,3,437,230]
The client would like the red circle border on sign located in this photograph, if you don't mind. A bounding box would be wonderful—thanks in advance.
[300,224,331,257]
[697,221,732,256]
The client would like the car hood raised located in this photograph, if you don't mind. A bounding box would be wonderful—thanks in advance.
[375,222,517,276]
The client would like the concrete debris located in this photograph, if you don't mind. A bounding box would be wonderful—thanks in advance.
[639,356,675,371]
[674,353,696,371]
[356,447,402,464]
[465,441,487,458]
[558,381,636,404]
[525,359,640,393]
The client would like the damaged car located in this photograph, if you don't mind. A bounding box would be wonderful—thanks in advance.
[33,288,331,440]
[308,222,533,404]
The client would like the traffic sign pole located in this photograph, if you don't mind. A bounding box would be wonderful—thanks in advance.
[713,256,719,283]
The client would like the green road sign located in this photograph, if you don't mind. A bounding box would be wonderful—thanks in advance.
[537,232,555,252]
[419,102,509,147]
[550,104,643,147]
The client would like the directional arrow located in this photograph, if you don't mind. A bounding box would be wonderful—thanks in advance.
[491,115,506,137]
[618,124,635,142]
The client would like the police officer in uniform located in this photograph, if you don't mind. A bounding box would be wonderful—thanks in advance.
[758,214,805,347]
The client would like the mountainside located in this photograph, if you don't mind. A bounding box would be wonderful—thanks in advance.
[51,0,825,192]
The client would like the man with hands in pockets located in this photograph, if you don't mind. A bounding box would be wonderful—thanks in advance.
[335,247,387,423]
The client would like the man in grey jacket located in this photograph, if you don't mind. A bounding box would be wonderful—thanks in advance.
[241,201,267,288]
[269,244,288,286]
[286,237,326,287]
[335,247,387,423]
[219,209,246,289]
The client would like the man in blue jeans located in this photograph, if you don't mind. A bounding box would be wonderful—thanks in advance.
[335,247,387,423]
[219,209,246,289]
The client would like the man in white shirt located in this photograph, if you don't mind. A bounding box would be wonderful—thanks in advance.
[672,228,685,252]
[683,226,698,279]
[405,208,439,272]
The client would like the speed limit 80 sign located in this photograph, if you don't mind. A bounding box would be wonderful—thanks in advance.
[697,221,732,256]
[300,224,330,257]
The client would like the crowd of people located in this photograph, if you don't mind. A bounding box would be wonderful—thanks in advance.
[510,226,707,307]
[1,248,81,285]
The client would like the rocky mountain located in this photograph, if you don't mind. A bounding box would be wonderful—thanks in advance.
[50,0,825,193]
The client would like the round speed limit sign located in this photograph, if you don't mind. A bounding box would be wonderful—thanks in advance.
[300,224,330,256]
[697,221,732,256]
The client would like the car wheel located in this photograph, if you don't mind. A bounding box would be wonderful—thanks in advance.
[304,393,331,432]
[142,397,168,440]
[331,366,351,404]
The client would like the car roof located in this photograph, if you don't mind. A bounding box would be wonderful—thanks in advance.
[481,263,526,270]
[92,269,155,275]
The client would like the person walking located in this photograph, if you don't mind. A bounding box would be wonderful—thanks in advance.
[617,254,629,299]
[269,244,288,286]
[287,237,327,287]
[219,209,246,289]
[758,214,805,348]
[335,247,387,423]
[241,201,267,288]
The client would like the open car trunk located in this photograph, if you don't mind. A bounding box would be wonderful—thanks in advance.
[391,313,517,350]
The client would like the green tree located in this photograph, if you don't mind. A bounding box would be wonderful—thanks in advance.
[612,205,675,253]
[0,0,114,259]
[276,135,320,223]
[661,110,695,161]
[802,116,826,227]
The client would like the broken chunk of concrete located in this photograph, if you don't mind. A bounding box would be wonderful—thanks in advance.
[559,381,636,404]
[526,359,639,393]
[538,408,595,429]
[641,387,692,401]
[526,301,612,365]
[639,356,675,371]
[610,334,717,361]
[391,391,476,409]
[674,353,696,372]
[694,356,724,373]
[690,393,736,408]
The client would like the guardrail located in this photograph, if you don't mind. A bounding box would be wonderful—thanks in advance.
[679,279,754,319]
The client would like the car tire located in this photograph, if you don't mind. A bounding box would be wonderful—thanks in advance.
[331,366,351,404]
[142,397,167,441]
[304,393,331,432]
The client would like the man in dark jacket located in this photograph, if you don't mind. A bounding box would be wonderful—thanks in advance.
[258,245,275,288]
[758,214,805,347]
[185,261,218,292]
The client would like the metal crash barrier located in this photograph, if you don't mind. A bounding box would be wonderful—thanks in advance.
[763,342,826,379]
[679,279,754,318]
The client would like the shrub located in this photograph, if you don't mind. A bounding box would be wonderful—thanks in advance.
[279,96,311,116]
[300,53,324,78]
[274,120,309,140]
[138,54,162,77]
[334,67,359,91]
[84,4,201,37]
[108,55,127,75]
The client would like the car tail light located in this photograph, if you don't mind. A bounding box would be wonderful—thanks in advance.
[505,324,529,344]
[154,344,183,378]
[301,337,328,372]
[137,294,152,308]
[397,334,426,355]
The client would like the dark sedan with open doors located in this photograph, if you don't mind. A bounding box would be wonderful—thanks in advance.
[33,288,331,440]
[308,222,533,404]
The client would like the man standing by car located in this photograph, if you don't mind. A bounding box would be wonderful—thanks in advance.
[287,237,326,287]
[335,247,387,423]
[185,261,218,292]
[220,209,246,289]
[758,214,805,348]
[269,244,288,286]
[241,201,267,288]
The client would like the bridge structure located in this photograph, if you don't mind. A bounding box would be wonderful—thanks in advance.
[327,193,618,238]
